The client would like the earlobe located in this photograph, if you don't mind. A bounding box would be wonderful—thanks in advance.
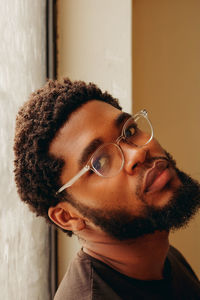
[48,203,86,232]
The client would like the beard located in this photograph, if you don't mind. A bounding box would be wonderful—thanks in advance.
[72,151,200,240]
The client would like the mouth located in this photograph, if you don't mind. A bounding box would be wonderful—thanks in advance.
[143,159,172,194]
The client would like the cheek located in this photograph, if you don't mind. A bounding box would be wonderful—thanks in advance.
[70,177,123,209]
[69,173,140,211]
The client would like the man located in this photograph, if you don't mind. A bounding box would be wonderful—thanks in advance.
[14,78,200,299]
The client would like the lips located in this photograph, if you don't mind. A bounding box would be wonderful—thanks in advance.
[144,160,170,193]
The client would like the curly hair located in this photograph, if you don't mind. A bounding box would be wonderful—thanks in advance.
[14,78,121,236]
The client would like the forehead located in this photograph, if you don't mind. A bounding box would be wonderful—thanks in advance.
[49,100,122,159]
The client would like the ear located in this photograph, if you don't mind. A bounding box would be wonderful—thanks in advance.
[48,202,86,232]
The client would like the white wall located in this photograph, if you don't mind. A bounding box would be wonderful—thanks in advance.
[0,1,50,299]
[57,0,132,113]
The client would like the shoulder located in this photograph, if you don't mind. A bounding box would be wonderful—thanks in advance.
[54,250,122,300]
[168,245,199,280]
[167,245,200,298]
[54,250,93,300]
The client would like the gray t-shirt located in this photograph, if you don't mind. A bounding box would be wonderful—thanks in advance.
[54,246,200,300]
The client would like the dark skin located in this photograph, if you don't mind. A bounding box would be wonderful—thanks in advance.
[48,100,182,280]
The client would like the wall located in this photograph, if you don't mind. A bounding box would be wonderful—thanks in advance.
[57,0,132,283]
[0,1,50,299]
[132,0,200,278]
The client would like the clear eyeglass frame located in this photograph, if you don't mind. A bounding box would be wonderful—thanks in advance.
[57,109,153,194]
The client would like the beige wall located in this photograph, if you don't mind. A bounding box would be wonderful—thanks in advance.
[133,0,200,278]
[57,0,132,283]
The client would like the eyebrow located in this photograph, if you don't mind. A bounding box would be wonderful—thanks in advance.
[78,112,132,169]
[78,138,103,168]
[114,112,132,128]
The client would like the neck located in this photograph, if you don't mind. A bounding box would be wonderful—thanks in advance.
[79,229,169,280]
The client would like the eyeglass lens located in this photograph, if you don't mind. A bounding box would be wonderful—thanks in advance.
[123,115,152,146]
[91,143,123,177]
[91,115,152,177]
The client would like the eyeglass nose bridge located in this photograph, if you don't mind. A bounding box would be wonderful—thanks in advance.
[116,135,124,145]
[115,135,140,148]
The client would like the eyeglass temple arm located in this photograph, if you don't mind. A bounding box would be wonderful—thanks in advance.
[57,165,90,194]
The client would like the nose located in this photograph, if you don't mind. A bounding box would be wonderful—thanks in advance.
[120,142,149,175]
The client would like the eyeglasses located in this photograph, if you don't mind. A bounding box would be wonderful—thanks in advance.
[57,109,153,194]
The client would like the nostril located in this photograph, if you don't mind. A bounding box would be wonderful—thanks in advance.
[132,163,138,170]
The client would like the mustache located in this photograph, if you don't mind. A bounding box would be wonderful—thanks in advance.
[142,151,177,170]
[133,151,177,180]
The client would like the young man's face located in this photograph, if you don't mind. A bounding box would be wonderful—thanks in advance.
[49,100,200,239]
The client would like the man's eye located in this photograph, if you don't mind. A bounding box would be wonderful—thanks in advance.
[92,155,110,172]
[125,125,136,138]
